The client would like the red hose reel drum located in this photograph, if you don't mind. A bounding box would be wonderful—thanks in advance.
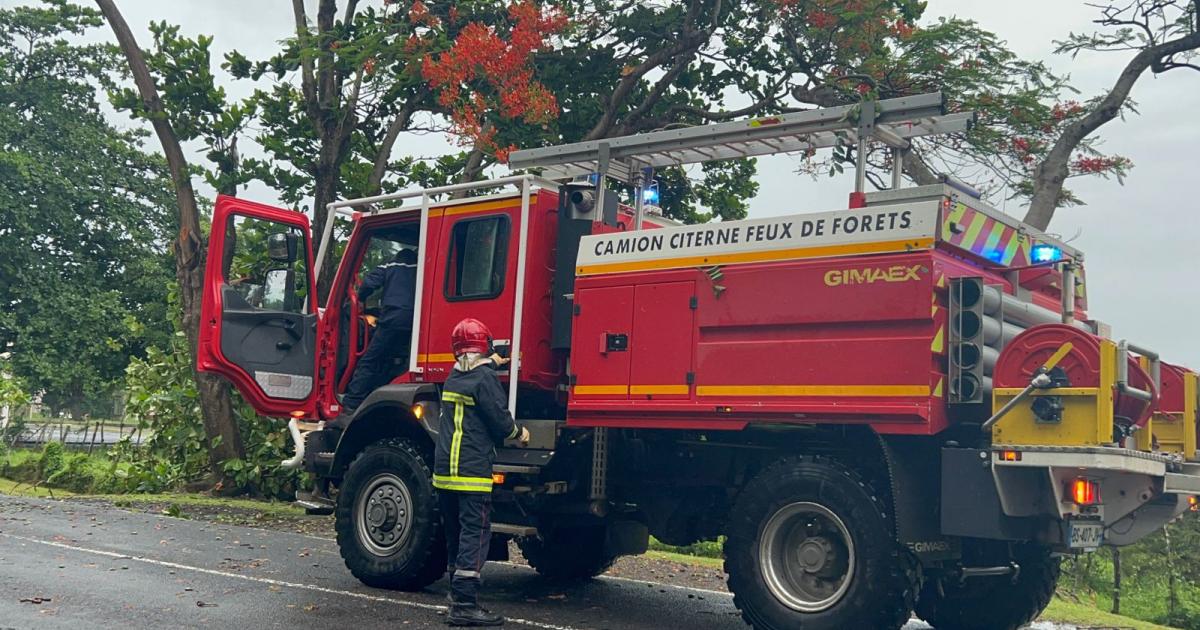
[1157,362,1189,413]
[993,324,1158,428]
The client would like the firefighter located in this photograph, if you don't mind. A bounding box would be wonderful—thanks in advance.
[436,318,530,627]
[336,247,418,424]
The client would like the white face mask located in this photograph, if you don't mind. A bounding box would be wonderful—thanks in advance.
[455,352,486,372]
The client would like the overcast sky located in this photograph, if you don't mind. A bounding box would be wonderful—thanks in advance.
[7,0,1199,366]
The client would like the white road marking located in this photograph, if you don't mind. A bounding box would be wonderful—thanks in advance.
[70,497,736,598]
[0,532,583,630]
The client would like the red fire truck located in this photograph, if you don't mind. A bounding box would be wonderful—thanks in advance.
[197,93,1200,630]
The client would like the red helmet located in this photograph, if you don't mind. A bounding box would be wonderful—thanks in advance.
[451,318,491,356]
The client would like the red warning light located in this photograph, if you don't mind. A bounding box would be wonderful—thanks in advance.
[1070,478,1101,506]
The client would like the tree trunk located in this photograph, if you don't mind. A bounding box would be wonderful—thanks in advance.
[95,0,245,484]
[366,99,421,197]
[1023,26,1200,230]
[313,159,339,297]
[1111,547,1121,614]
[1165,524,1178,621]
[449,148,486,200]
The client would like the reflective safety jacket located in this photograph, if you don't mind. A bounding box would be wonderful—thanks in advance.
[433,362,518,493]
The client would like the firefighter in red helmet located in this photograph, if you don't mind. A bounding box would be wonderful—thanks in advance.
[435,318,529,626]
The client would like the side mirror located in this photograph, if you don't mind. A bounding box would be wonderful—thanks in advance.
[268,232,299,263]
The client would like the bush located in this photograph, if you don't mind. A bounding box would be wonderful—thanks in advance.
[648,536,725,559]
[1059,515,1200,630]
[121,331,304,499]
[0,444,134,494]
[37,441,65,479]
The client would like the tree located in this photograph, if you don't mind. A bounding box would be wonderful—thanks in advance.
[420,0,925,223]
[226,0,434,282]
[95,0,246,486]
[1023,0,1200,229]
[0,1,173,418]
[792,2,1198,230]
[109,22,257,198]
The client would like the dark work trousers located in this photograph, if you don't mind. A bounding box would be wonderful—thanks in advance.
[439,491,492,606]
[341,310,412,410]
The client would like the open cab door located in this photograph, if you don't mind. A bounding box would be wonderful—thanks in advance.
[198,195,320,419]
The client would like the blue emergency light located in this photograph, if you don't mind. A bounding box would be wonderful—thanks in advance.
[1031,244,1063,263]
[642,183,660,205]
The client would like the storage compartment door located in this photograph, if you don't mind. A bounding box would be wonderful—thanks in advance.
[630,282,695,400]
[571,285,634,399]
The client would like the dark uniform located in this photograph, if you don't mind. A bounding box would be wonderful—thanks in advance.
[341,249,417,412]
[434,361,518,610]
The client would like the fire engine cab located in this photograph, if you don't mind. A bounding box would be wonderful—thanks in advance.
[197,93,1200,630]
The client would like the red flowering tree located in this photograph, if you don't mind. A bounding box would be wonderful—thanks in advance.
[418,1,566,164]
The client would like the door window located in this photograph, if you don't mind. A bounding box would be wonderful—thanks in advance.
[444,215,509,301]
[222,214,310,313]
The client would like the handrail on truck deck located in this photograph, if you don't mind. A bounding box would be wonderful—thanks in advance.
[321,174,558,419]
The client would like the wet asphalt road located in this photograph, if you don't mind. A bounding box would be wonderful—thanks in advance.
[0,495,970,629]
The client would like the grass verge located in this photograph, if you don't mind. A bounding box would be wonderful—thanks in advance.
[0,475,301,517]
[0,476,78,498]
[644,549,725,569]
[1043,597,1175,630]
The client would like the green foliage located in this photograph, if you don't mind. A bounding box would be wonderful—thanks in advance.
[108,20,256,196]
[0,360,31,449]
[2,444,129,494]
[0,1,174,416]
[36,440,64,479]
[121,326,303,499]
[648,536,725,559]
[1061,515,1200,629]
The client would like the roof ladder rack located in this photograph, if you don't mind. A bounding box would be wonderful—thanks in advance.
[508,91,976,219]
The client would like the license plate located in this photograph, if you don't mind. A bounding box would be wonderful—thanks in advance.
[1068,521,1104,549]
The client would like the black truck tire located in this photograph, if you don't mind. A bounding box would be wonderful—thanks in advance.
[335,437,446,590]
[915,542,1059,630]
[724,456,918,630]
[518,526,616,580]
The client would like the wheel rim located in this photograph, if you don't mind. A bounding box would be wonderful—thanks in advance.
[758,501,856,613]
[355,472,414,557]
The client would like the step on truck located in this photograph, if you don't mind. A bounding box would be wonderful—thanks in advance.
[197,93,1200,630]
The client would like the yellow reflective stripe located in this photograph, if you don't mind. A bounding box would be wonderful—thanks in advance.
[630,385,690,395]
[442,391,475,406]
[507,423,519,440]
[574,385,629,395]
[433,474,493,492]
[450,401,464,476]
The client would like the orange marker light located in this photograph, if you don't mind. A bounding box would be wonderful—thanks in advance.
[492,473,506,485]
[411,404,424,420]
[290,410,305,419]
[1070,478,1101,506]
[1000,450,1022,462]
[1189,496,1198,512]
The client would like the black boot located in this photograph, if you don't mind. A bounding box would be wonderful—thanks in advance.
[446,604,504,627]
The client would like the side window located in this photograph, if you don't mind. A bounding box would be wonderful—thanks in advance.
[444,215,509,301]
[222,214,309,313]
